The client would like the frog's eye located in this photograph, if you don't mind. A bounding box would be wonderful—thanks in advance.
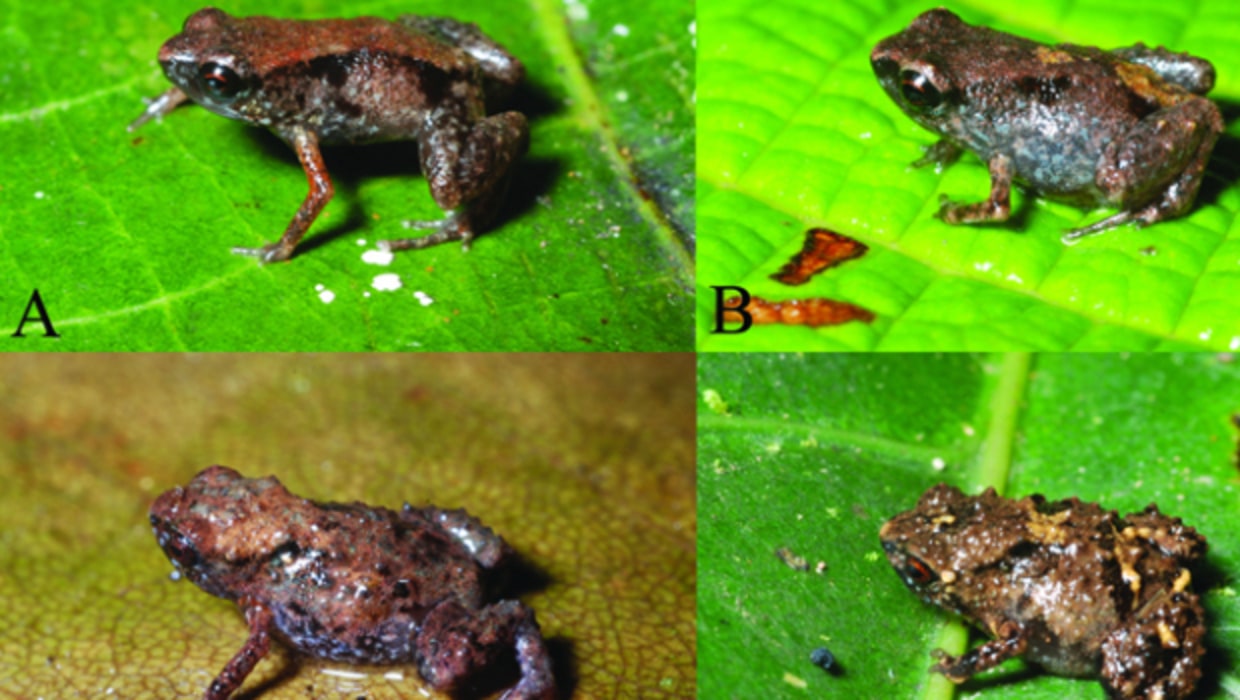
[901,555,937,586]
[899,69,941,110]
[199,62,245,102]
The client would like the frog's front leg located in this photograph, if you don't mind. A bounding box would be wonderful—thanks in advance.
[1065,97,1222,243]
[380,110,528,252]
[936,152,1014,226]
[416,599,555,700]
[206,597,274,700]
[1101,588,1206,700]
[931,619,1027,682]
[128,87,191,132]
[233,126,334,263]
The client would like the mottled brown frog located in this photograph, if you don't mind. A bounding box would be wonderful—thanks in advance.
[149,465,554,700]
[880,483,1207,699]
[131,8,528,262]
[871,9,1222,243]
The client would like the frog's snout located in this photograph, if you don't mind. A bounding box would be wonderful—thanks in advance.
[874,61,893,79]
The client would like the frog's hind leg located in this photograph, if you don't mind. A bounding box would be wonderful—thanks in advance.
[416,599,556,700]
[414,505,511,569]
[380,110,529,253]
[1061,209,1139,244]
[1122,505,1207,563]
[1068,98,1222,243]
[1099,586,1206,700]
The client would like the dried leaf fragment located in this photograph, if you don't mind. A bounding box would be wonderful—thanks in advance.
[770,229,868,286]
[723,296,875,328]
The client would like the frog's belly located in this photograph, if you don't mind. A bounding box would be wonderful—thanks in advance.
[1024,623,1103,678]
[970,117,1113,205]
[1009,144,1105,205]
[271,600,423,663]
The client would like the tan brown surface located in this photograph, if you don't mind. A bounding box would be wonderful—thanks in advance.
[0,354,695,699]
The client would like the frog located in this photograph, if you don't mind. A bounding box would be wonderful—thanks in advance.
[870,8,1223,243]
[880,483,1208,700]
[149,465,555,700]
[130,8,529,262]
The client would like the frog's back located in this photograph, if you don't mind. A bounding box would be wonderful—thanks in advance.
[947,44,1175,198]
[263,502,487,663]
[226,14,472,75]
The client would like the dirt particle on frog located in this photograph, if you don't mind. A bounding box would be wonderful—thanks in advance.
[770,229,868,286]
[131,8,529,263]
[871,9,1222,242]
[149,465,555,700]
[880,483,1207,699]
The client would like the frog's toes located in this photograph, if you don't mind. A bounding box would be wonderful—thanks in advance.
[381,212,474,252]
[934,197,981,225]
[231,242,294,263]
[932,194,957,220]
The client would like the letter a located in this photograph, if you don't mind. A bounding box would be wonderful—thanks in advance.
[13,289,60,338]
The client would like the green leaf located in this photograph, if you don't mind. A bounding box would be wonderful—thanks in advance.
[0,0,692,350]
[0,354,695,698]
[697,0,1240,351]
[698,353,1240,698]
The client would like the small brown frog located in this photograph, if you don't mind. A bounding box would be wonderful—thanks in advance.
[871,9,1222,243]
[880,484,1207,699]
[131,8,528,262]
[149,465,554,700]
